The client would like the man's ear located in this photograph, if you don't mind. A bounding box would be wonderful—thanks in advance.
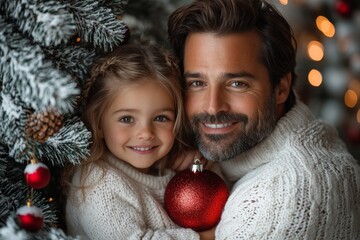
[276,72,292,104]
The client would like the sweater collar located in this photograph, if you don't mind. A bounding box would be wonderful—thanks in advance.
[106,154,175,189]
[220,101,314,182]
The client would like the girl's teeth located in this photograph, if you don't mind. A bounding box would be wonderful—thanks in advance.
[133,147,152,151]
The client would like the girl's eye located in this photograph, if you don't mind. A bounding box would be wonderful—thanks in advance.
[119,116,133,123]
[155,115,170,122]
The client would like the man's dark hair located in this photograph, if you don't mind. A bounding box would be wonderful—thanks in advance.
[168,0,297,110]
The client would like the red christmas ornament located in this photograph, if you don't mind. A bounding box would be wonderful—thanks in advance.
[346,123,360,144]
[336,0,353,18]
[16,204,44,232]
[24,161,51,189]
[164,159,229,231]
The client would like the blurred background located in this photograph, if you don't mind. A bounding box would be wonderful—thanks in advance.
[273,0,360,160]
[125,0,360,160]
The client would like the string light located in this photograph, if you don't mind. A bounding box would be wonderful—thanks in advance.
[308,69,322,87]
[307,41,324,61]
[344,89,358,108]
[316,16,335,38]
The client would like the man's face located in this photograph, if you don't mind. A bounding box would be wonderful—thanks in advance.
[183,32,278,161]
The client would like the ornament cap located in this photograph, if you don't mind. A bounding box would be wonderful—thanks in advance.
[191,159,203,172]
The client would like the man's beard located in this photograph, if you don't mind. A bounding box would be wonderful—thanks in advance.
[189,93,277,162]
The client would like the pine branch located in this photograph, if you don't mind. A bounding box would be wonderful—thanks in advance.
[0,144,26,225]
[69,1,127,51]
[124,0,175,46]
[44,46,97,89]
[100,0,129,15]
[0,92,31,162]
[0,217,28,240]
[33,116,91,166]
[2,0,76,47]
[0,17,79,113]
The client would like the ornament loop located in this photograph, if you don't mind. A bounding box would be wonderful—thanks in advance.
[192,159,203,172]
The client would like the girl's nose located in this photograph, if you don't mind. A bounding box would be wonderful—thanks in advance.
[137,124,155,141]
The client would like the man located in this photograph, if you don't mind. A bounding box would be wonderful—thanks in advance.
[168,0,360,238]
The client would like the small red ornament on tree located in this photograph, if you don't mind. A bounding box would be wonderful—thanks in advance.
[164,159,229,231]
[24,160,51,189]
[336,0,353,18]
[16,201,44,232]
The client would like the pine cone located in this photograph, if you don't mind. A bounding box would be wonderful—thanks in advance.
[26,111,64,143]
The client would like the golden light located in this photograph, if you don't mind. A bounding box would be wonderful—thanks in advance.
[344,89,358,108]
[316,16,335,38]
[307,41,324,61]
[278,0,288,5]
[308,69,322,87]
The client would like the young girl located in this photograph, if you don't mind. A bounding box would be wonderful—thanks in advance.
[64,43,208,239]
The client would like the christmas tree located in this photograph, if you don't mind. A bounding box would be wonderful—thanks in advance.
[0,0,185,239]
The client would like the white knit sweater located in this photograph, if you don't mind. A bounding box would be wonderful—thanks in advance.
[217,101,360,239]
[66,155,199,240]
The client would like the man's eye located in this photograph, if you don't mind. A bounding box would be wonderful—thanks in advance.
[230,81,248,88]
[188,81,204,87]
[119,116,133,123]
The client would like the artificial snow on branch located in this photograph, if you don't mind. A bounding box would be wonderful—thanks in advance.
[70,1,127,51]
[2,0,76,47]
[0,17,79,113]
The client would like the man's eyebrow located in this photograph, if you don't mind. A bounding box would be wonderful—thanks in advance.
[183,71,255,79]
[222,72,255,79]
[183,72,202,79]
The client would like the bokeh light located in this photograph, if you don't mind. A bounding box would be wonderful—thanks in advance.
[344,89,358,108]
[308,69,322,87]
[307,41,324,61]
[316,16,335,38]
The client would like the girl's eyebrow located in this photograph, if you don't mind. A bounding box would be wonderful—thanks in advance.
[112,108,175,115]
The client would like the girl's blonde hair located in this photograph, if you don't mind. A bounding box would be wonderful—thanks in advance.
[64,43,190,191]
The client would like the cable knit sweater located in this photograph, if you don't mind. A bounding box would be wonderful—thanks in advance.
[217,101,360,239]
[66,155,199,240]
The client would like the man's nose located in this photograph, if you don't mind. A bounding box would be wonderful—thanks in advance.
[205,87,230,115]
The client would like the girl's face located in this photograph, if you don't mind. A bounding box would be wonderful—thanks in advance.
[99,80,176,174]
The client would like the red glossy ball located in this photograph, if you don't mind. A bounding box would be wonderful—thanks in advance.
[24,162,51,189]
[17,205,44,232]
[164,169,229,231]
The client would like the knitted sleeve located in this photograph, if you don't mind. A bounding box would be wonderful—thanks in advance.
[216,163,294,239]
[72,169,199,240]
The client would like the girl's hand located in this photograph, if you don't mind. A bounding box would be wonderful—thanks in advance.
[172,150,213,171]
[198,226,216,240]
